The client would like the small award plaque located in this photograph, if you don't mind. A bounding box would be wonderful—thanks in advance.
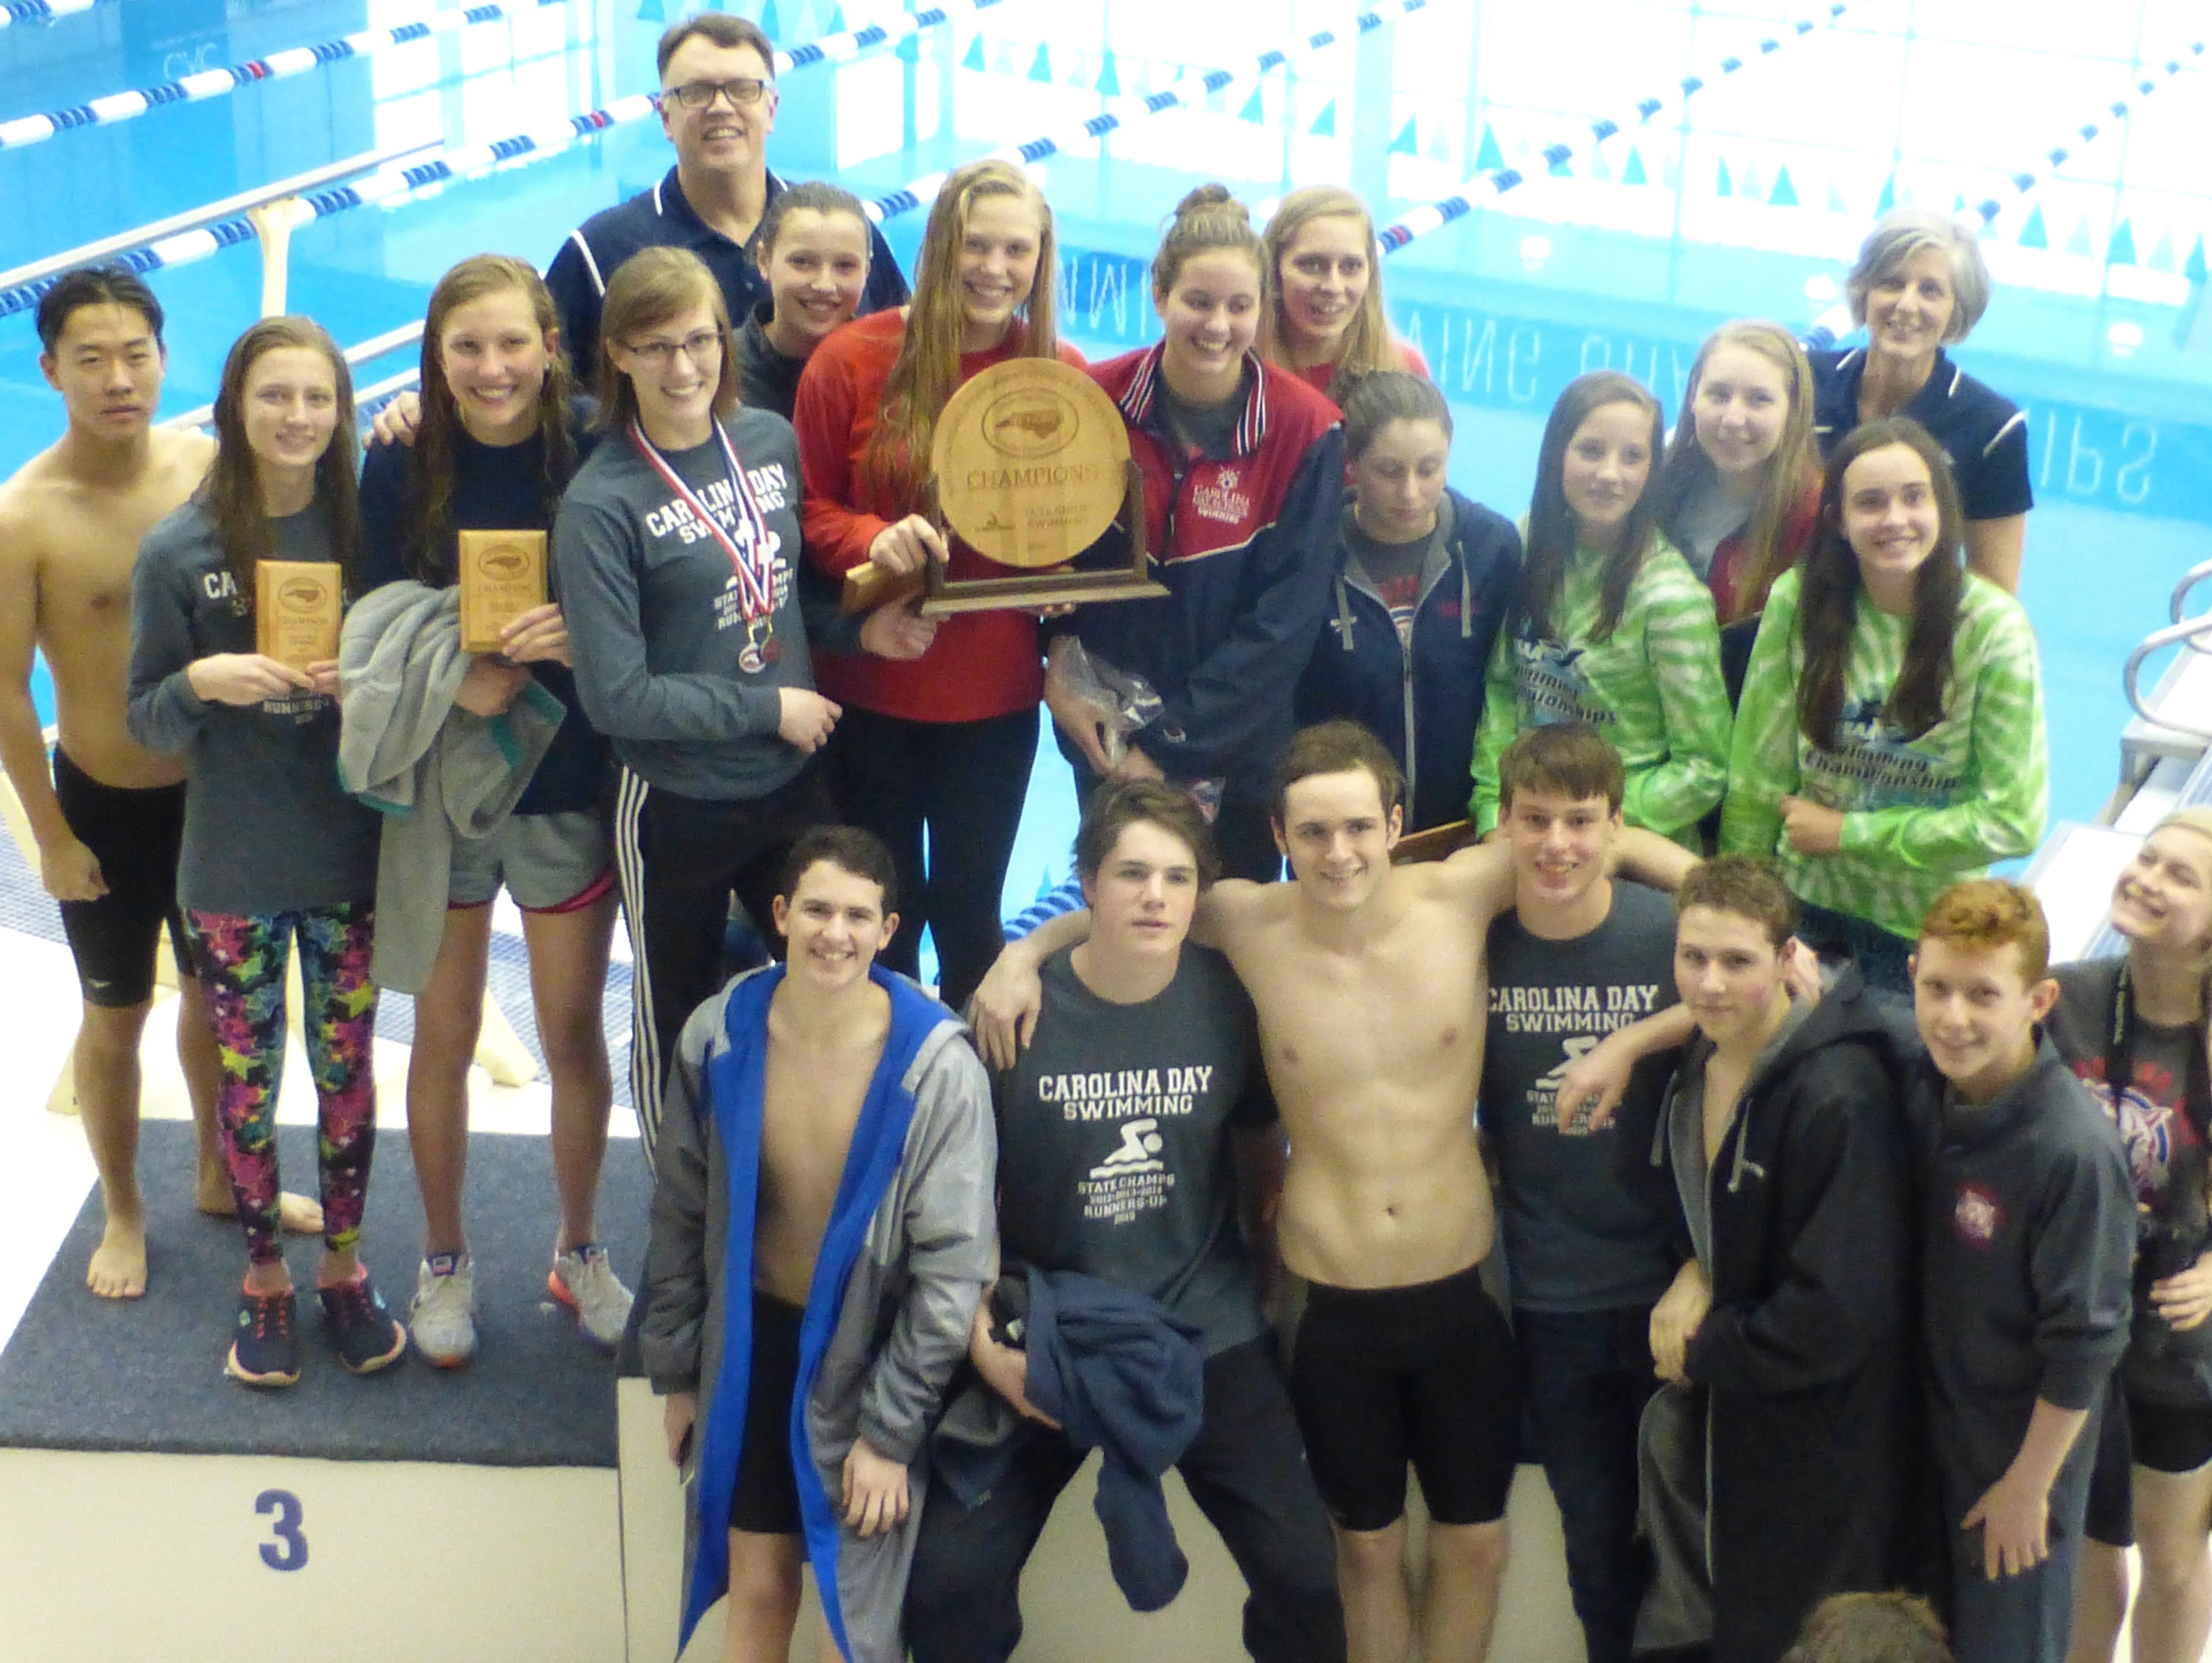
[456,530,548,653]
[842,358,1168,617]
[1391,820,1477,865]
[255,560,343,673]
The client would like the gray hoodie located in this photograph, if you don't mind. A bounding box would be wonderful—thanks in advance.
[126,500,379,915]
[337,581,563,993]
[552,407,863,801]
[639,965,997,1663]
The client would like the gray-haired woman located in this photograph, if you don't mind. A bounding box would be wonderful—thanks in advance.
[1810,209,2030,591]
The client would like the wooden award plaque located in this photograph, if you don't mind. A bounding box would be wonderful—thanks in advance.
[841,358,1168,616]
[255,560,343,673]
[457,530,548,654]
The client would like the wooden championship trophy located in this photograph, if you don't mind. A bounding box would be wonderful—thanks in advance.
[255,560,343,672]
[841,358,1168,617]
[456,530,548,654]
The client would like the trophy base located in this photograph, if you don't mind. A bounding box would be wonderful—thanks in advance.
[840,458,1164,617]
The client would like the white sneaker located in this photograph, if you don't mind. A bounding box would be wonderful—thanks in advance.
[550,1244,633,1352]
[409,1253,477,1368]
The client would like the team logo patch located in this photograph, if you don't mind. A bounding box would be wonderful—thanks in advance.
[1951,1181,2003,1246]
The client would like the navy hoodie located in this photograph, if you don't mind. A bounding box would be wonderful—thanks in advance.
[1296,487,1519,831]
[1907,1038,2134,1503]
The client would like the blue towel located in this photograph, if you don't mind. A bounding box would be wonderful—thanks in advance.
[1021,1269,1207,1613]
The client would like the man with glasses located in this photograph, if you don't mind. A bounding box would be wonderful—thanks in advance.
[546,12,908,379]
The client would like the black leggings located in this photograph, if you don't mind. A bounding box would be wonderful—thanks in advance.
[823,703,1038,1011]
[611,764,831,1162]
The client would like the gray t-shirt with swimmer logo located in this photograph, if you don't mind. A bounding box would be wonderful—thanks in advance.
[994,944,1275,1356]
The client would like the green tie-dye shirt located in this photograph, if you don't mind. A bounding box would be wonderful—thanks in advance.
[1471,532,1731,848]
[1719,567,2047,940]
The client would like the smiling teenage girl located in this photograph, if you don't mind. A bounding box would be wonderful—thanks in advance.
[1053,184,1345,878]
[1258,186,1428,399]
[127,317,397,1388]
[356,253,626,1366]
[735,180,875,421]
[1721,417,2046,993]
[1470,371,1730,850]
[2056,813,2212,1663]
[794,159,1083,1008]
[558,248,931,1159]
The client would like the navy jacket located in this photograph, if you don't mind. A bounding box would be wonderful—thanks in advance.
[545,166,908,383]
[1064,347,1344,807]
[1295,488,1519,831]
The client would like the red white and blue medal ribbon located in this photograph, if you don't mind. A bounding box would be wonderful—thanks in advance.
[628,417,779,633]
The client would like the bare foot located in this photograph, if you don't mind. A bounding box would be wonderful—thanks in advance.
[277,1192,325,1235]
[197,1179,326,1236]
[86,1214,147,1299]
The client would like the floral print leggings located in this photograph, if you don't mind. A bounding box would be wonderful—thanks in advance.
[185,904,378,1265]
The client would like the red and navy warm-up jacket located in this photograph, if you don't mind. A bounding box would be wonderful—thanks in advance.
[1066,346,1344,804]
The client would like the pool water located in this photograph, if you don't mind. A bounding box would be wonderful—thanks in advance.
[3,0,2209,931]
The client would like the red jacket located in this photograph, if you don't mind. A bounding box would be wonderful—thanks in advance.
[1066,347,1344,799]
[793,309,1084,723]
[1284,338,1430,398]
[1709,467,1822,625]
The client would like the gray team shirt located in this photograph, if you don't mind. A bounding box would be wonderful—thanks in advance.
[553,406,861,800]
[126,501,380,915]
[1481,880,1681,1312]
[995,945,1274,1357]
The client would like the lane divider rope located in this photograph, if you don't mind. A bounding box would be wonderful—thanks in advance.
[864,0,1433,222]
[0,0,1016,317]
[1376,1,1850,252]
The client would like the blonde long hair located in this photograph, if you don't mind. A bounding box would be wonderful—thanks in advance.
[1258,185,1397,382]
[1651,319,1819,623]
[860,159,1060,501]
[405,254,576,582]
[199,316,360,602]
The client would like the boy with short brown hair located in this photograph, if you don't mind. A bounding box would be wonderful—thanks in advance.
[1908,879,2133,1663]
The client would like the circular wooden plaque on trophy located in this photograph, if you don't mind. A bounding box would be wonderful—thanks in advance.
[930,358,1130,569]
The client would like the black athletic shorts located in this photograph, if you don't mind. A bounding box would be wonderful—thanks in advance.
[2084,1391,2134,1548]
[728,1289,805,1537]
[1284,1263,1520,1531]
[51,747,190,1008]
[2131,1394,2212,1477]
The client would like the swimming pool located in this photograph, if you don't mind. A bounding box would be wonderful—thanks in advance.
[3,0,2208,923]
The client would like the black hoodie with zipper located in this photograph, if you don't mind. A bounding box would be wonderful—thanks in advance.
[1652,968,1917,1663]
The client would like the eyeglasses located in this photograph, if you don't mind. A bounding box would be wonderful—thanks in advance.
[665,77,770,110]
[622,329,723,367]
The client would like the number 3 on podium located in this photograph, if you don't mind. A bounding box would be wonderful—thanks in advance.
[256,1489,308,1571]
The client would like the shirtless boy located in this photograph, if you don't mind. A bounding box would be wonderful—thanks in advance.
[0,266,317,1298]
[973,720,1695,1663]
[642,825,996,1663]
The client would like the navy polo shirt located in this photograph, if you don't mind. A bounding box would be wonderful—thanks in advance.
[544,165,909,380]
[1810,345,2033,522]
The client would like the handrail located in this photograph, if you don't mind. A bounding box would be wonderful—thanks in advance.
[0,138,441,297]
[2172,558,2212,628]
[158,321,425,432]
[2125,614,2212,740]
